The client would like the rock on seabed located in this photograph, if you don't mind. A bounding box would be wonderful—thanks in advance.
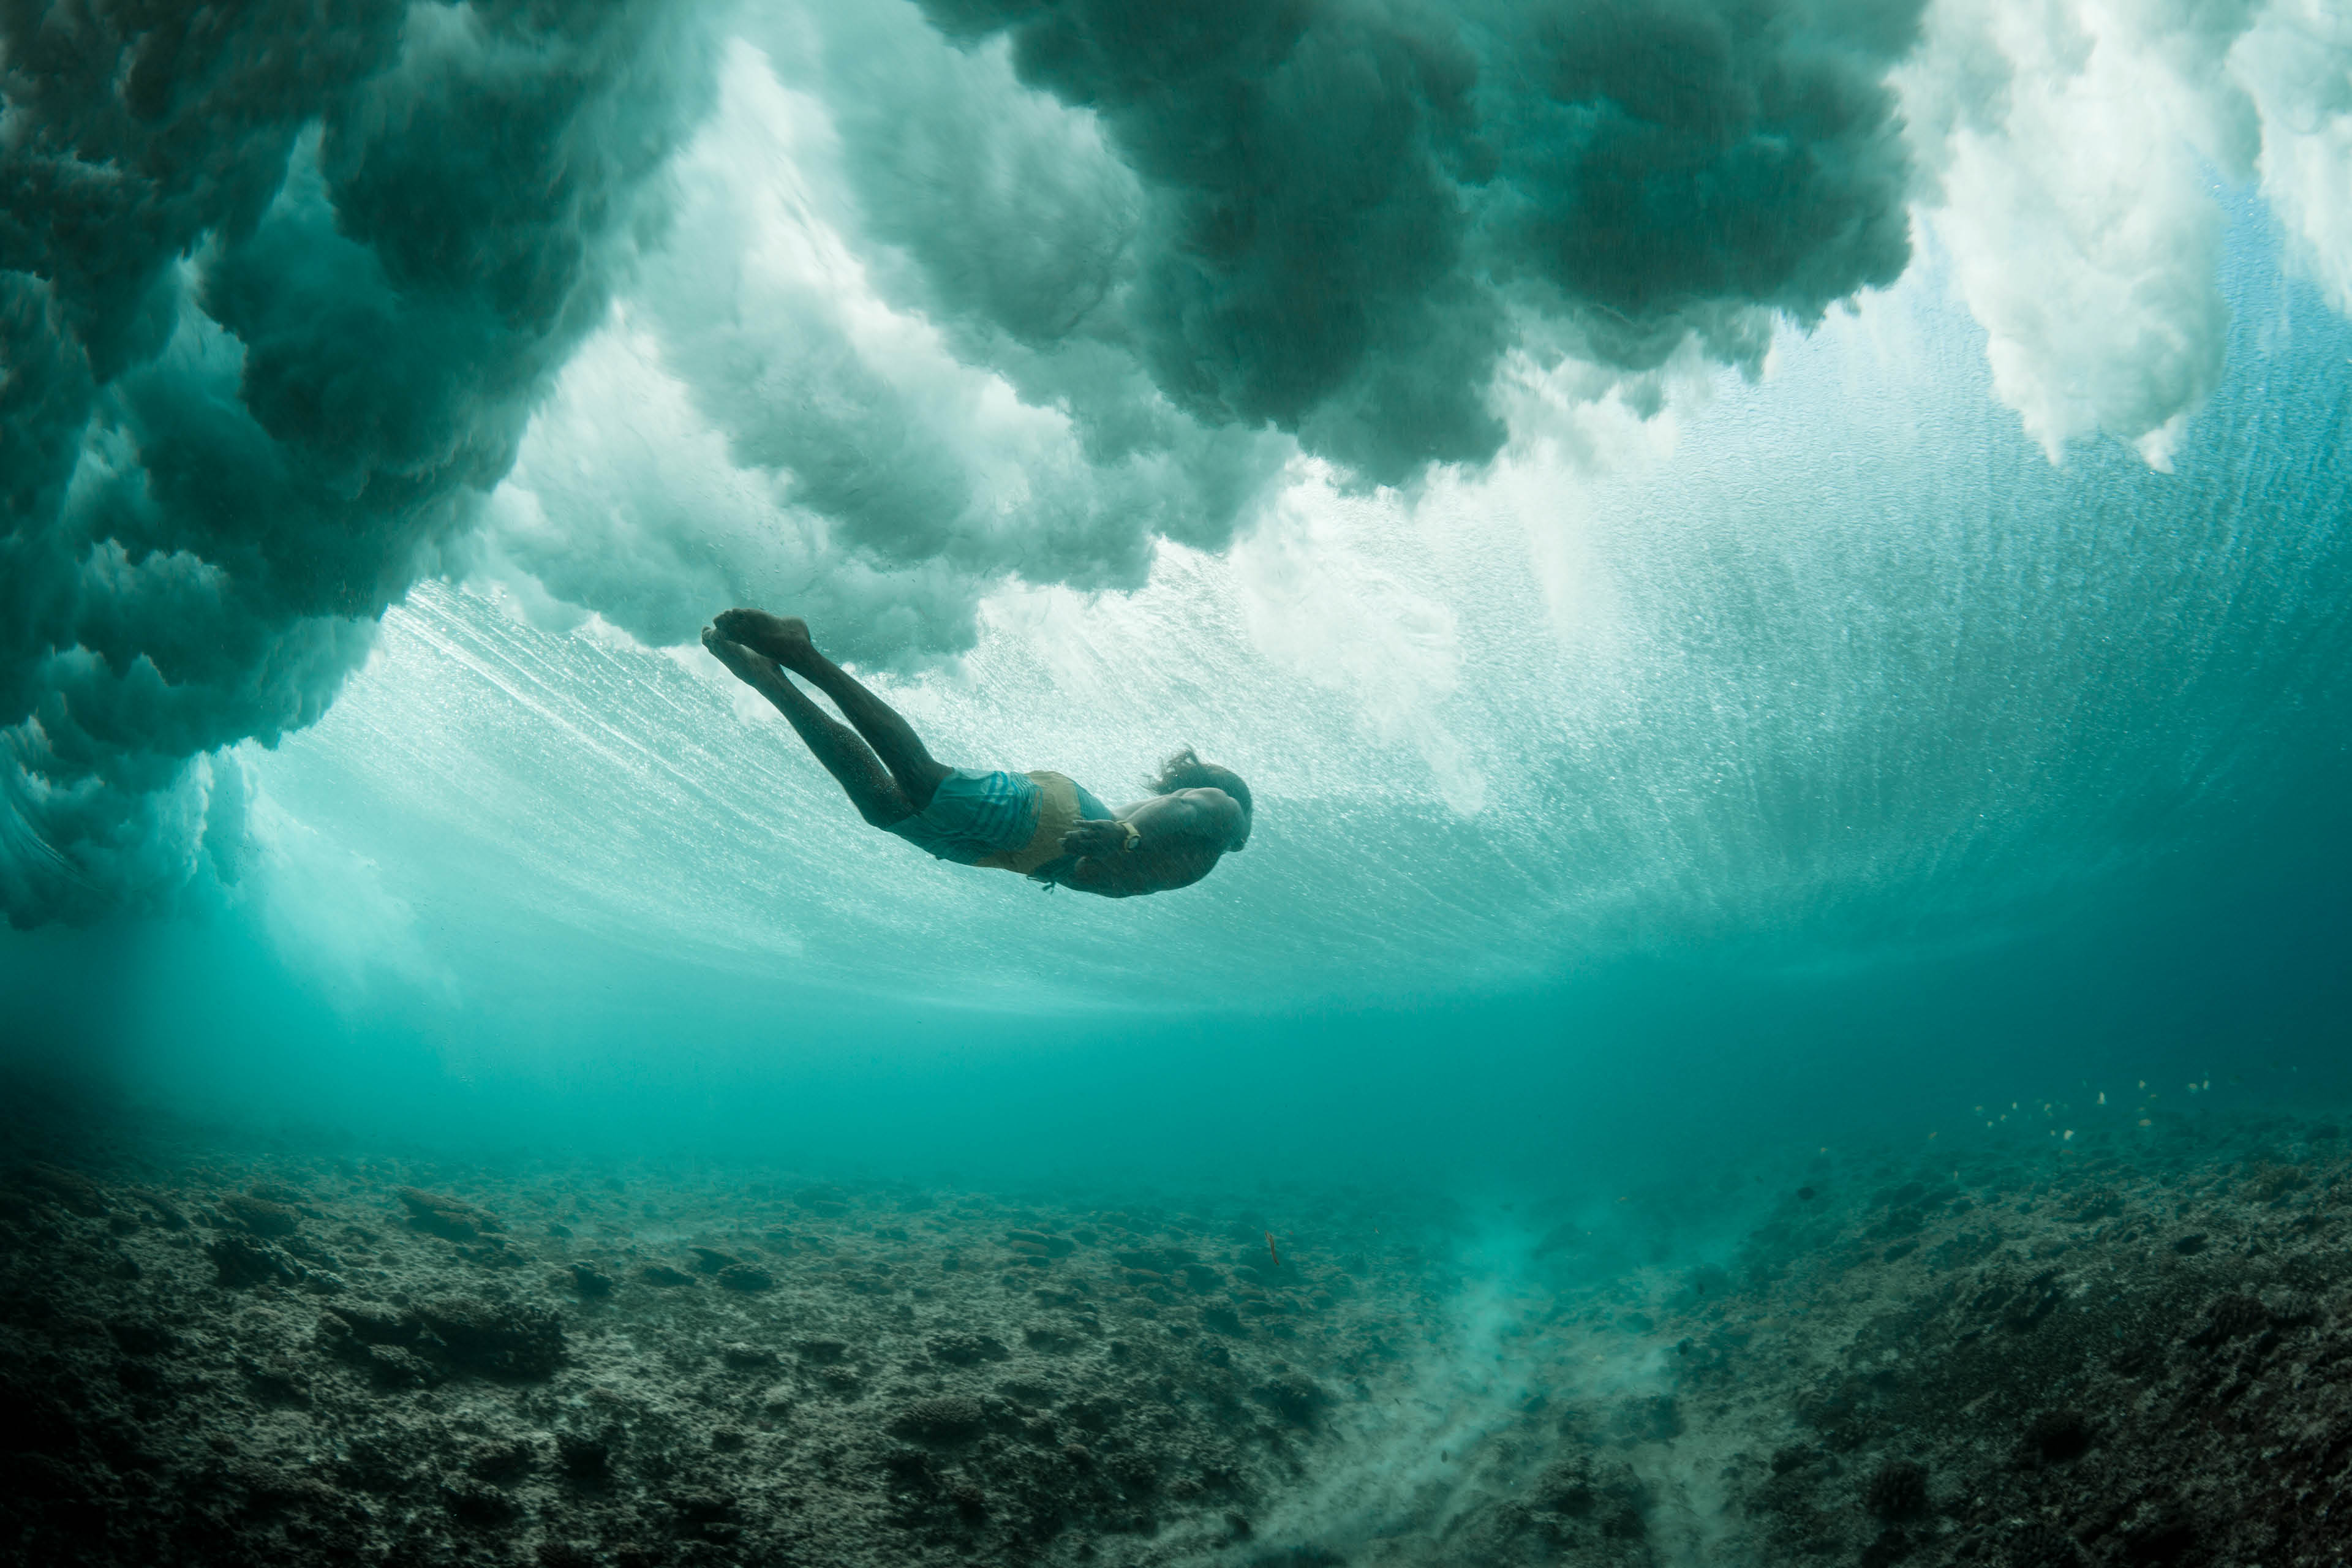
[3,1112,2351,1566]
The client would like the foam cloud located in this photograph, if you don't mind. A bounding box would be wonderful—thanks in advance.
[1894,0,2258,466]
[9,0,2346,925]
[470,34,1296,664]
[1897,0,2352,466]
[1,0,719,922]
[480,0,1924,663]
[2231,0,2352,315]
[913,0,1923,481]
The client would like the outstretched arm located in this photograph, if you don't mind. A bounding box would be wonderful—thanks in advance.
[1044,787,1243,897]
[1060,788,1240,858]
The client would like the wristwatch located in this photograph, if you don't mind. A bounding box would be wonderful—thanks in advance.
[1118,821,1142,853]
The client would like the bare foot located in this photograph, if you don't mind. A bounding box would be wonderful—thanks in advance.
[712,609,813,667]
[701,626,779,684]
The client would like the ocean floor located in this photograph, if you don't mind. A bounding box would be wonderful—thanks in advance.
[4,1100,2348,1568]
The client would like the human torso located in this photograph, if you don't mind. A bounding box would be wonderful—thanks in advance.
[1032,794,1225,897]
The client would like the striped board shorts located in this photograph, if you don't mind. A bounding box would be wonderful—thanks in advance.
[884,769,1112,865]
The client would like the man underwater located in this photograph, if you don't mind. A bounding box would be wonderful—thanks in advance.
[702,610,1251,896]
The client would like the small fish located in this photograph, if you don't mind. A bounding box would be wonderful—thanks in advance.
[1266,1231,1280,1270]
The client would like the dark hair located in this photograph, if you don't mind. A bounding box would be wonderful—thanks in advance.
[1149,747,1252,847]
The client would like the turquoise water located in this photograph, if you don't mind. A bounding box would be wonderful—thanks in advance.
[5,2,2351,1205]
[9,206,2350,1196]
[12,18,2352,1562]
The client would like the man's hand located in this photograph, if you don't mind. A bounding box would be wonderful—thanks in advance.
[1059,818,1135,858]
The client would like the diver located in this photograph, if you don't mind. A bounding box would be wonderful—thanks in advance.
[701,610,1251,896]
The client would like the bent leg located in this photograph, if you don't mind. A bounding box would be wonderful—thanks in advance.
[713,610,951,810]
[704,630,912,829]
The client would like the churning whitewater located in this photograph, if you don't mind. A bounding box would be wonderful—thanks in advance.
[4,1,2352,1566]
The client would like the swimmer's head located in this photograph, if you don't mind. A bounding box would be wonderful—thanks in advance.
[1150,747,1252,850]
